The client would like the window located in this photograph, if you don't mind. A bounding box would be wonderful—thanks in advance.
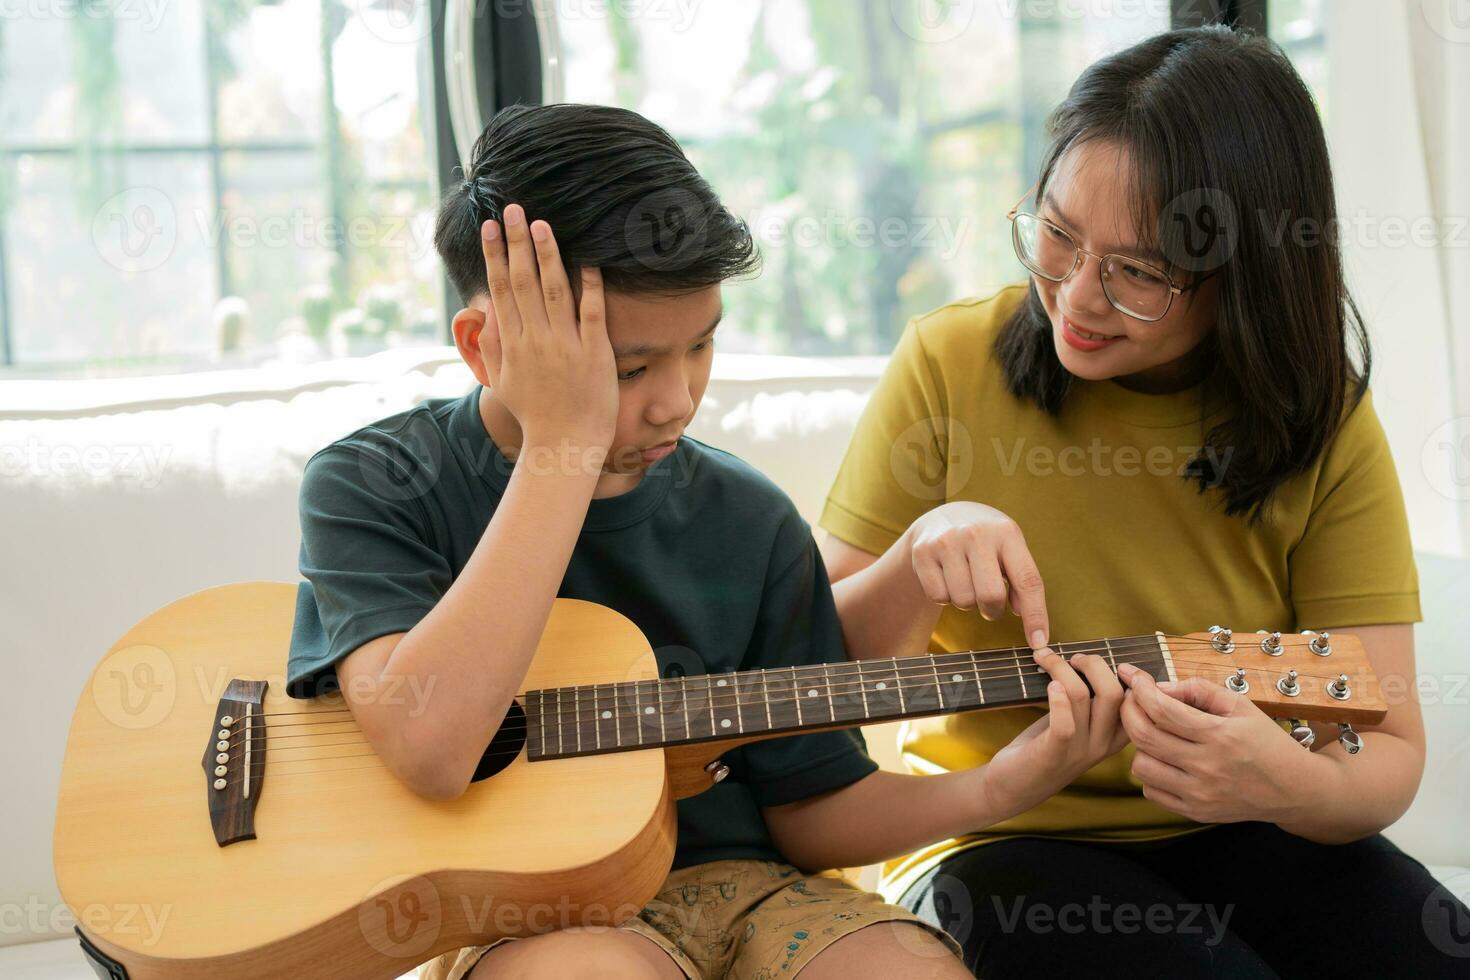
[559,2,1172,354]
[0,0,442,378]
[0,1,1326,375]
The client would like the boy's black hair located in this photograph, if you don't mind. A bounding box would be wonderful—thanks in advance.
[434,103,760,305]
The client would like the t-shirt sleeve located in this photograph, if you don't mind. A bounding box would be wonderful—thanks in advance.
[286,446,452,697]
[819,316,948,556]
[738,511,879,808]
[1288,389,1421,628]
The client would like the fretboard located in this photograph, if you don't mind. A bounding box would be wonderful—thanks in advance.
[526,634,1171,762]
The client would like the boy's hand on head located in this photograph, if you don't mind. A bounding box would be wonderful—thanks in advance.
[479,203,618,454]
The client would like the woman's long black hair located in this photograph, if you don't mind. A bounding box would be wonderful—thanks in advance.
[996,25,1371,522]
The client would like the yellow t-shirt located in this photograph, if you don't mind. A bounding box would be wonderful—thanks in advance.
[819,283,1422,897]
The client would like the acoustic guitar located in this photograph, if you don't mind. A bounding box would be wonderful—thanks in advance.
[54,581,1384,979]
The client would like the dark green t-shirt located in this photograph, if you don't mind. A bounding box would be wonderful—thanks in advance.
[286,384,876,869]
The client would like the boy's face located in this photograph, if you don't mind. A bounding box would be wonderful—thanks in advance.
[460,282,722,496]
[600,285,722,481]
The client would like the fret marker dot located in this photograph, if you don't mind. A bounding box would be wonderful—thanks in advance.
[807,689,818,698]
[644,706,655,715]
[716,679,727,687]
[720,718,731,728]
[601,710,611,719]
[876,681,887,690]
[952,674,964,682]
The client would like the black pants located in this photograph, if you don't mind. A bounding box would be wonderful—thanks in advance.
[898,823,1470,978]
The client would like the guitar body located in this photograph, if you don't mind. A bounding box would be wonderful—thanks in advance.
[54,582,677,980]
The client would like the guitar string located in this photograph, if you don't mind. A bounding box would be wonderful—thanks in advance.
[216,647,1361,781]
[218,634,1346,739]
[218,648,1363,759]
[216,633,1262,722]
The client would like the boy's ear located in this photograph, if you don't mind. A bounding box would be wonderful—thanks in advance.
[451,301,500,389]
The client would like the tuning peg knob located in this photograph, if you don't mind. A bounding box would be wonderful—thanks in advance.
[1260,631,1284,656]
[1287,719,1315,748]
[1225,667,1249,693]
[1309,631,1332,656]
[1209,625,1235,654]
[1327,673,1351,701]
[1276,668,1300,697]
[1338,723,1363,755]
[705,759,730,783]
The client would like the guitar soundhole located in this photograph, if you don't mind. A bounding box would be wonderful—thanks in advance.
[471,699,526,783]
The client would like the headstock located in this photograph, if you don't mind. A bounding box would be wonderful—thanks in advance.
[1162,628,1386,753]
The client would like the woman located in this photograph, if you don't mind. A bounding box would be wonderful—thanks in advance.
[819,25,1469,978]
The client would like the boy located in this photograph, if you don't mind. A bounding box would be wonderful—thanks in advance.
[287,104,1090,979]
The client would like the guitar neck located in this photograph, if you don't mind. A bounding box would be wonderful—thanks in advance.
[525,634,1173,762]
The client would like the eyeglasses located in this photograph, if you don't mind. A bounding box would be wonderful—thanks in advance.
[1006,185,1216,322]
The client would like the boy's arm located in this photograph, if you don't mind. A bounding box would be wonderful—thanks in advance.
[339,451,602,799]
[762,768,999,872]
[337,210,616,800]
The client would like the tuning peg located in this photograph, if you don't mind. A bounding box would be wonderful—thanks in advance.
[1225,667,1249,693]
[1309,631,1332,656]
[1259,631,1284,656]
[1327,673,1351,701]
[1208,625,1235,654]
[1276,668,1300,697]
[1337,723,1363,755]
[1287,719,1315,748]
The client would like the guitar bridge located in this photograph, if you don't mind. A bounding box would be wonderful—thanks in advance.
[201,678,268,846]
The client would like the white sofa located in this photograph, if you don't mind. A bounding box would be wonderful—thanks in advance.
[3,348,1467,976]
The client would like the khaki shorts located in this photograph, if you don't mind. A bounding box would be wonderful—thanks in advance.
[417,858,962,979]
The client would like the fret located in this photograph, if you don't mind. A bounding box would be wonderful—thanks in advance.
[573,687,582,754]
[820,664,837,722]
[898,657,941,714]
[552,688,564,755]
[931,659,946,710]
[528,690,543,758]
[790,667,804,726]
[764,667,800,731]
[731,671,756,735]
[931,654,978,712]
[760,671,774,733]
[612,683,623,747]
[595,683,614,750]
[680,676,692,741]
[793,664,828,724]
[630,682,643,746]
[656,676,689,743]
[1014,654,1030,703]
[1103,637,1118,677]
[708,673,741,736]
[658,679,667,742]
[856,661,870,719]
[970,651,986,705]
[641,679,663,743]
[825,661,867,724]
[866,660,904,719]
[681,674,715,739]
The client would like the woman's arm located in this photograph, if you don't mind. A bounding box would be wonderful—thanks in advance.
[821,529,941,661]
[821,502,1052,662]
